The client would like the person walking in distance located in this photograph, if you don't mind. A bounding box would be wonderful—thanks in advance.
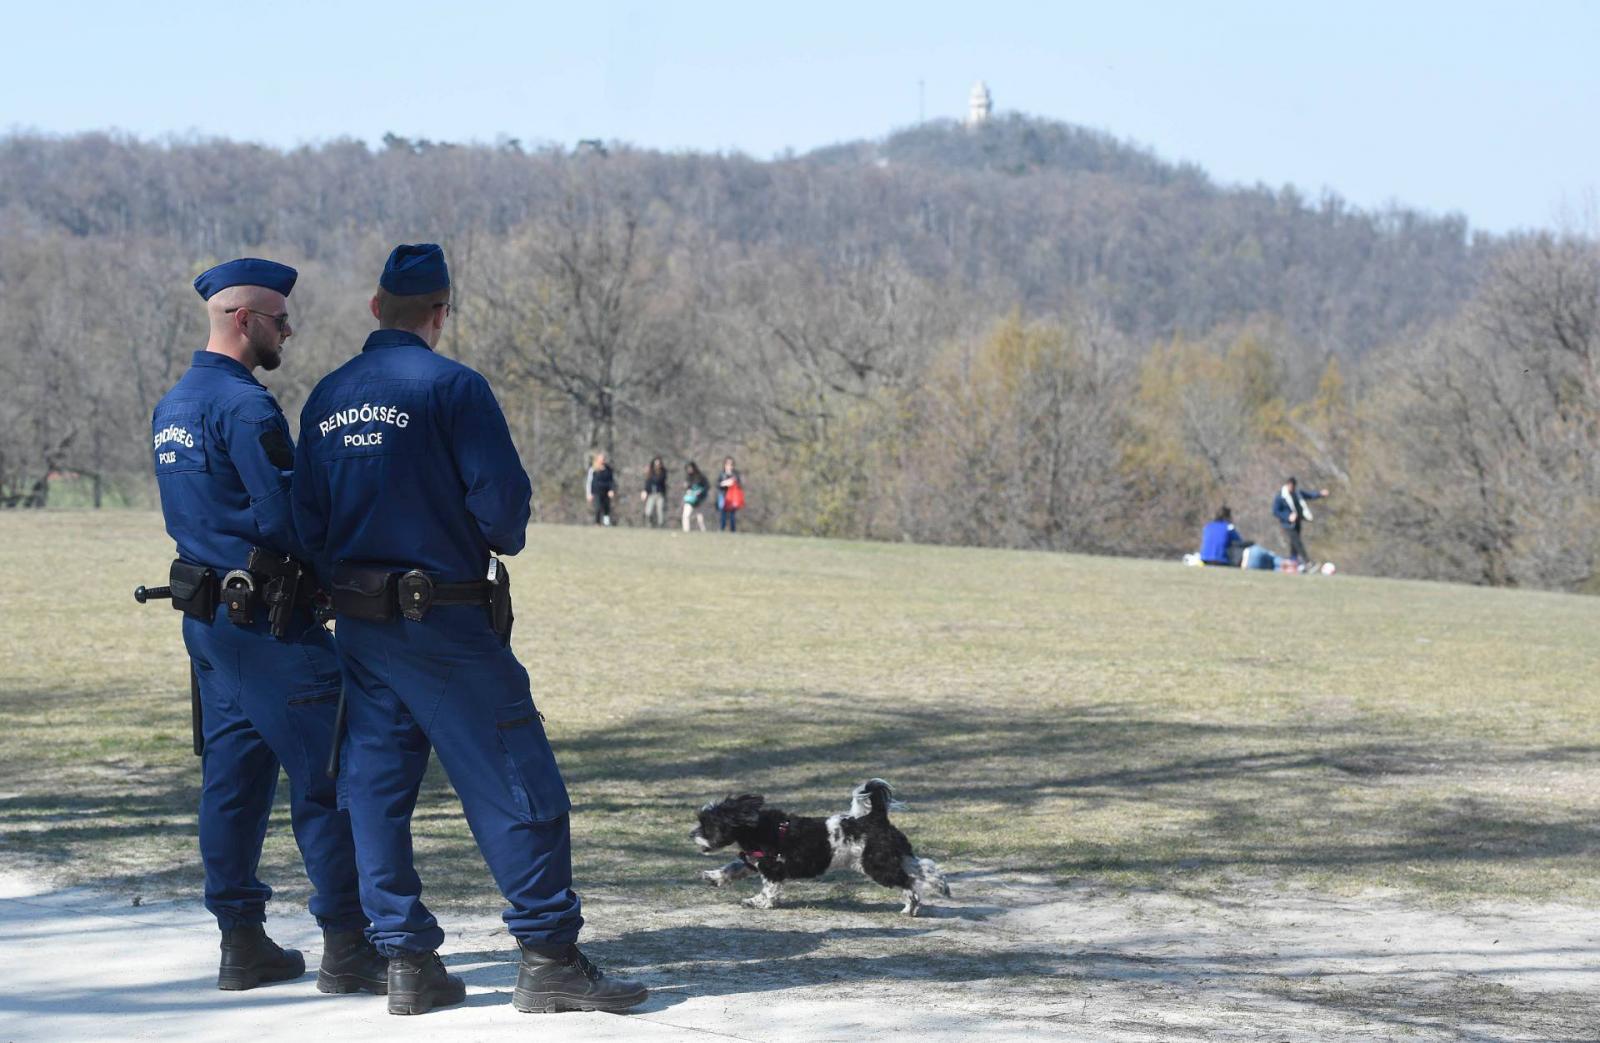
[586,452,617,526]
[641,456,668,528]
[716,456,744,533]
[151,259,383,996]
[1272,476,1330,568]
[292,244,647,1016]
[682,461,710,532]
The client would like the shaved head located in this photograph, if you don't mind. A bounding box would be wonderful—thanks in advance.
[205,284,292,371]
[207,284,285,323]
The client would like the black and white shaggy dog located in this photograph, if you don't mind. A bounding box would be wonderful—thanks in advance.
[691,779,950,916]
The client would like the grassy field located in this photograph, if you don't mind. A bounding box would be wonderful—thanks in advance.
[1,510,1598,913]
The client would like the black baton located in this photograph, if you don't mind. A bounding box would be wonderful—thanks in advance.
[134,585,202,756]
[190,662,204,756]
[325,685,348,779]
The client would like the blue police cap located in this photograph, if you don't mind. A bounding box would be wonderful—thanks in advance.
[379,243,450,296]
[193,258,298,301]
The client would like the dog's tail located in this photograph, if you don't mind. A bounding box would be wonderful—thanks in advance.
[850,778,906,819]
[906,856,952,898]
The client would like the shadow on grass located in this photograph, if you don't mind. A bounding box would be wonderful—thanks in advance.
[556,690,1600,888]
[4,690,1600,906]
[0,789,200,869]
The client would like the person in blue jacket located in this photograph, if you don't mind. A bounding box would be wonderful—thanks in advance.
[292,244,647,1017]
[150,258,383,995]
[1199,505,1249,566]
[1272,477,1331,566]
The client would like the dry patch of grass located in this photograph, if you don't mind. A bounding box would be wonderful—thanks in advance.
[2,511,1598,912]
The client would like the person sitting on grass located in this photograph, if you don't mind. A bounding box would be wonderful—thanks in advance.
[1199,505,1250,566]
[1241,544,1307,572]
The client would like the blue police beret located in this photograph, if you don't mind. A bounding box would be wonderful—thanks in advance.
[379,243,450,296]
[193,258,298,300]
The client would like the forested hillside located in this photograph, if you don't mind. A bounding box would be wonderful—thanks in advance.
[2,116,1595,590]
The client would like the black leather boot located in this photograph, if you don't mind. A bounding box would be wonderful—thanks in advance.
[386,951,466,1015]
[512,943,648,1013]
[217,923,306,991]
[317,928,388,996]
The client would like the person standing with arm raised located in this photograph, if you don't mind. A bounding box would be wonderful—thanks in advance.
[292,244,647,1017]
[1272,476,1331,568]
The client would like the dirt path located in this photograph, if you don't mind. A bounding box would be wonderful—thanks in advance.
[2,868,1595,1041]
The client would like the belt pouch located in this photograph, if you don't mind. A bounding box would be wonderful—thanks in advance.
[396,570,435,622]
[220,572,256,626]
[168,560,217,621]
[331,564,397,623]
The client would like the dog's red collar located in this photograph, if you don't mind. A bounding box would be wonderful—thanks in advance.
[740,820,789,864]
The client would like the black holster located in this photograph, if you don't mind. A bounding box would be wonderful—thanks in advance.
[248,547,304,638]
[488,557,514,643]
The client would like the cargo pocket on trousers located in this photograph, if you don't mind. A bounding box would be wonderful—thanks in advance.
[494,701,572,823]
[287,689,340,797]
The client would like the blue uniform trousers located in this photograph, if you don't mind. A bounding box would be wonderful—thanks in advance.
[336,608,583,957]
[181,608,365,931]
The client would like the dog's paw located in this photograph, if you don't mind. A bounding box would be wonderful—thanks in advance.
[701,869,727,887]
[742,894,776,909]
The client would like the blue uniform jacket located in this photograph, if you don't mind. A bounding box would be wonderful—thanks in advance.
[292,329,532,582]
[152,351,306,569]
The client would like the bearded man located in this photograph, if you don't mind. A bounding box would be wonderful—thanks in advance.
[149,258,383,996]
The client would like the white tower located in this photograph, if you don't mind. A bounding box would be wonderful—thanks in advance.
[967,80,992,127]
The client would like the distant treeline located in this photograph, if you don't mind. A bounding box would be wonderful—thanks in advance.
[1,117,1594,590]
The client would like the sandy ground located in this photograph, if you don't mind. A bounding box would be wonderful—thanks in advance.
[1,868,1596,1042]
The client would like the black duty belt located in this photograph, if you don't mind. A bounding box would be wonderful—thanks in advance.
[331,563,503,625]
[162,551,314,637]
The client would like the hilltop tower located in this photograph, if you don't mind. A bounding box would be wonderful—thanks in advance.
[967,81,992,127]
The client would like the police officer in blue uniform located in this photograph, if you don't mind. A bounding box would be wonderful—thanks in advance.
[151,259,386,995]
[292,244,647,1016]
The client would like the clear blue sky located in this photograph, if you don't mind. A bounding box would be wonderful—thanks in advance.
[6,0,1595,234]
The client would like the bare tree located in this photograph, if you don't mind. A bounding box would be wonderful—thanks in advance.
[1360,235,1600,588]
[475,182,684,457]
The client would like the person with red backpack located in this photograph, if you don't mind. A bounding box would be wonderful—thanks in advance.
[716,457,745,532]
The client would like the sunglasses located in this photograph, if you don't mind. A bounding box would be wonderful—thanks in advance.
[224,306,292,333]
